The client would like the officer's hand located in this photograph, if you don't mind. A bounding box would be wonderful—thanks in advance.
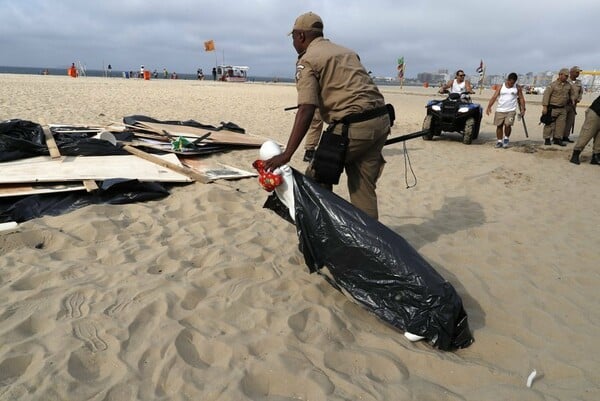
[264,153,291,172]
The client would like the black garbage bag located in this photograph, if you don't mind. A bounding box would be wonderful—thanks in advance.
[263,169,473,350]
[0,119,46,161]
[0,119,128,162]
[0,179,169,223]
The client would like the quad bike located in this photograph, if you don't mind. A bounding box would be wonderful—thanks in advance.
[422,92,482,144]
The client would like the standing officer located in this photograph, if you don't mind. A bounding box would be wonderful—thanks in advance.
[541,68,576,146]
[563,66,584,143]
[569,94,600,165]
[264,12,391,220]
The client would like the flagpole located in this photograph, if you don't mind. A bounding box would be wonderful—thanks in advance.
[479,65,486,95]
[401,62,406,89]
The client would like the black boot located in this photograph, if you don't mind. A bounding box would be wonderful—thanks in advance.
[544,138,551,146]
[553,138,566,146]
[562,137,574,143]
[570,150,581,165]
[591,154,600,165]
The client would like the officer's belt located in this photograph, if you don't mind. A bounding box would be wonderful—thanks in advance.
[549,104,565,108]
[340,106,389,125]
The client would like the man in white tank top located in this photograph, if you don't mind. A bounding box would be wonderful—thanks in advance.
[439,70,473,94]
[486,72,526,148]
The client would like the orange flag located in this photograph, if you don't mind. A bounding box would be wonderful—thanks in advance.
[204,40,215,52]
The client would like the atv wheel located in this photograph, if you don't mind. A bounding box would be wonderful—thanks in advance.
[463,117,475,144]
[422,115,434,140]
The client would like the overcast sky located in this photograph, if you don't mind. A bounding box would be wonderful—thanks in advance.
[0,0,598,79]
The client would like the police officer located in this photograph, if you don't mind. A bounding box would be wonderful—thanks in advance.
[563,66,584,143]
[542,68,576,146]
[569,95,600,165]
[264,12,390,219]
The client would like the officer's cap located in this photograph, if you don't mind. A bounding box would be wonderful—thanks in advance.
[559,68,569,75]
[289,12,323,35]
[570,66,582,72]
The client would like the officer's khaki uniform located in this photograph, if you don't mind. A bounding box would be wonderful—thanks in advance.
[304,109,323,151]
[296,37,390,219]
[564,78,583,138]
[574,96,600,154]
[542,79,575,140]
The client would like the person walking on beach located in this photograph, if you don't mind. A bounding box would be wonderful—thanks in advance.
[569,94,600,165]
[212,67,217,81]
[563,66,583,143]
[440,70,473,94]
[163,68,168,79]
[264,12,391,220]
[486,72,526,148]
[541,68,576,146]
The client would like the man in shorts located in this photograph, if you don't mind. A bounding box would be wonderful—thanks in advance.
[486,72,526,148]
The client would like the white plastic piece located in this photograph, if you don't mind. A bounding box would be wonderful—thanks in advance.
[274,165,295,221]
[526,369,537,388]
[0,221,19,233]
[259,140,283,161]
[95,131,117,146]
[259,141,294,221]
[404,332,425,342]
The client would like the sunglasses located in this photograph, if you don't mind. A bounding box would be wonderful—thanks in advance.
[458,74,465,77]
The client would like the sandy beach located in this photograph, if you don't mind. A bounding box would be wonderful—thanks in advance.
[1,73,599,400]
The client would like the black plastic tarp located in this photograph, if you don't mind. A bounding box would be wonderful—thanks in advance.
[0,179,169,223]
[0,119,171,223]
[264,169,473,350]
[0,119,129,162]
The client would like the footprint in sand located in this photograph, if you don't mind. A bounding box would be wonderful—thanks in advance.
[180,288,207,310]
[59,291,88,320]
[174,329,232,369]
[73,319,108,352]
[0,354,33,386]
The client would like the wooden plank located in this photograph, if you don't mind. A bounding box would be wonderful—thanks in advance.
[83,180,99,192]
[43,127,62,159]
[0,154,191,184]
[0,182,86,198]
[122,145,211,184]
[137,121,269,147]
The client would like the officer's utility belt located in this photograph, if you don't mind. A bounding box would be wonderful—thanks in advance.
[312,104,395,185]
[549,104,564,108]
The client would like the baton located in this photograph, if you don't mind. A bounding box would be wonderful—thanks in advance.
[518,103,529,138]
[385,130,430,146]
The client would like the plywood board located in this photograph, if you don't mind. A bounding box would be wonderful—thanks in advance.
[137,121,269,147]
[0,182,87,198]
[0,154,191,184]
[179,157,257,181]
